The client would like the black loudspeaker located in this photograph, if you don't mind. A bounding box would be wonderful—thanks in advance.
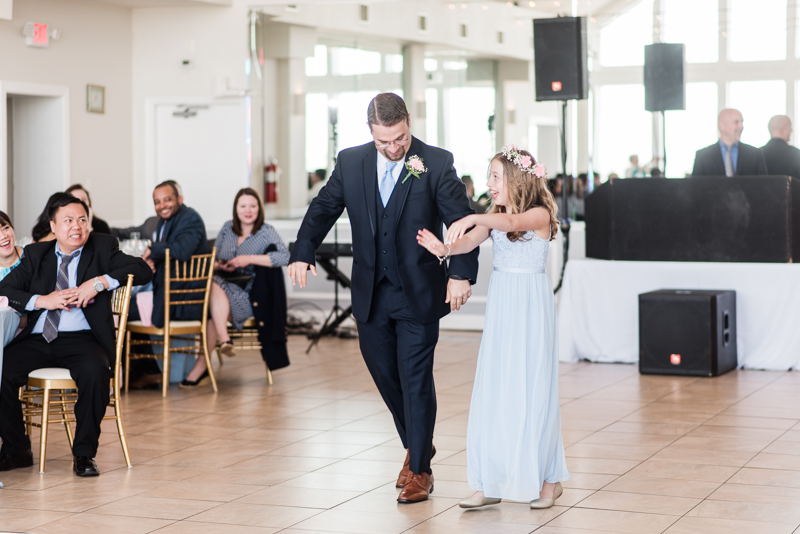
[644,43,686,112]
[639,290,737,377]
[533,17,588,101]
[585,176,800,262]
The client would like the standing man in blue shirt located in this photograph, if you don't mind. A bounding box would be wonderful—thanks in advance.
[692,108,768,177]
[0,195,151,476]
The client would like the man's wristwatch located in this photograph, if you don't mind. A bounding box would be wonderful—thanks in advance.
[93,277,105,292]
[448,275,467,281]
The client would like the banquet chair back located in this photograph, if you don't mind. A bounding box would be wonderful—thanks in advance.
[125,248,218,397]
[21,274,135,473]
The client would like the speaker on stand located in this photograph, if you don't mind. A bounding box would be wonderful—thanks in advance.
[533,16,588,292]
[644,43,686,177]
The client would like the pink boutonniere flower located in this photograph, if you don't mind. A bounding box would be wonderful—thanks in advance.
[402,155,428,184]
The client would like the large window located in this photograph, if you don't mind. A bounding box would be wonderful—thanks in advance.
[598,0,653,67]
[729,80,786,147]
[443,87,495,193]
[665,83,718,177]
[661,0,718,63]
[594,0,800,179]
[729,0,787,62]
[305,93,330,171]
[595,85,652,177]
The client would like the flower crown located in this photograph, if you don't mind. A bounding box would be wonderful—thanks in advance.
[501,144,547,179]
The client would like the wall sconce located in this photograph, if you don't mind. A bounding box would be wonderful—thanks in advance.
[508,108,516,125]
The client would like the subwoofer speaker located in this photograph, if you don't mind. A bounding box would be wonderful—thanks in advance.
[644,43,686,112]
[639,290,737,377]
[533,17,588,101]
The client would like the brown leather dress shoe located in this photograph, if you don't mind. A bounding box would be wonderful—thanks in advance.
[397,472,433,503]
[396,445,437,489]
[396,450,411,488]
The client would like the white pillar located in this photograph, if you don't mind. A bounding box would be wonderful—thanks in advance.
[402,44,427,140]
[263,22,315,217]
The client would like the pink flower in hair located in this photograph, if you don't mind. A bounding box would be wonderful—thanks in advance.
[532,163,546,178]
[519,155,532,168]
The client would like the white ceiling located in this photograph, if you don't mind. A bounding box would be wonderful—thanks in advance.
[91,0,640,17]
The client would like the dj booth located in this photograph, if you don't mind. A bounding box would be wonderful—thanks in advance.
[559,176,800,371]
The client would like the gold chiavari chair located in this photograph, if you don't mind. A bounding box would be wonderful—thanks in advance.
[227,318,274,385]
[20,274,135,473]
[125,248,217,397]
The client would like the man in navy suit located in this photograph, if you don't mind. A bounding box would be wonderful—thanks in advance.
[692,108,768,177]
[289,93,478,503]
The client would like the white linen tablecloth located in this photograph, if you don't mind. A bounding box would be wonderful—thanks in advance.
[558,259,800,371]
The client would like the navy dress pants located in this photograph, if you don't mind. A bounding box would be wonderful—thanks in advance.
[357,279,439,475]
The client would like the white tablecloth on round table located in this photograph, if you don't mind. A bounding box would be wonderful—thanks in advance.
[558,259,800,371]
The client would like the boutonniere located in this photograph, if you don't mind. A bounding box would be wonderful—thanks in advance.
[402,155,427,184]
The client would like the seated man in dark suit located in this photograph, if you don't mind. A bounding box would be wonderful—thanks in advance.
[692,108,768,177]
[130,180,210,388]
[761,115,800,179]
[0,195,151,475]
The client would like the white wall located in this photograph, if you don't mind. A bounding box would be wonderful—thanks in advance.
[0,0,132,226]
[131,4,251,227]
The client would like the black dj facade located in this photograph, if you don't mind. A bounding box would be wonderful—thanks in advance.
[585,176,800,263]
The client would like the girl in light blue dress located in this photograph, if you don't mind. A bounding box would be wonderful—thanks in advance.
[417,145,569,509]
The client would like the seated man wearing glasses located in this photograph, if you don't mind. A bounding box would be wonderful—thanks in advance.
[0,195,151,476]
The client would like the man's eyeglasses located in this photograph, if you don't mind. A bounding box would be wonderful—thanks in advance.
[374,135,409,149]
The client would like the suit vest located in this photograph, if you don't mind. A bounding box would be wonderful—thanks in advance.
[375,173,402,287]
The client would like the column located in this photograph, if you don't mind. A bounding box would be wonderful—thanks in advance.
[263,22,316,217]
[402,44,427,140]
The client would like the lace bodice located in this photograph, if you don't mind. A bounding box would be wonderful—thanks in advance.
[491,229,549,273]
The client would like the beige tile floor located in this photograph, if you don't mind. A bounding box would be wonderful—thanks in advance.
[1,332,800,533]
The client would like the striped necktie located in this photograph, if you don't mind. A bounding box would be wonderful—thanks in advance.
[42,251,79,343]
[724,145,734,177]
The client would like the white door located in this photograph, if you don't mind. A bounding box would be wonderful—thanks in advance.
[7,94,67,236]
[153,100,250,237]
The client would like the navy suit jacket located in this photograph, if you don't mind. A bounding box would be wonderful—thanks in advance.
[761,138,800,179]
[149,205,210,328]
[0,234,152,361]
[691,141,768,177]
[290,136,479,324]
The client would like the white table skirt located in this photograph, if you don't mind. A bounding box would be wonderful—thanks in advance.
[558,259,800,371]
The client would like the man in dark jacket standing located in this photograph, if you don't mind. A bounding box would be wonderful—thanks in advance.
[289,93,478,504]
[761,115,800,179]
[692,109,768,177]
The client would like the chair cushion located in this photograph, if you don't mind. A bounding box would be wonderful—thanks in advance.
[170,320,202,327]
[29,368,73,380]
[128,320,201,328]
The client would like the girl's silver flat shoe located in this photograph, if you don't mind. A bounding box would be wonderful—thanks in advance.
[530,482,563,509]
[458,495,501,508]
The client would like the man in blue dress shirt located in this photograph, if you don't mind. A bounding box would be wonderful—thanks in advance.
[0,195,151,476]
[691,108,768,177]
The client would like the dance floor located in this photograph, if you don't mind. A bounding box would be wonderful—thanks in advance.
[1,332,800,533]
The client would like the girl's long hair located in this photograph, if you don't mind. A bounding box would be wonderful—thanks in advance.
[488,150,559,242]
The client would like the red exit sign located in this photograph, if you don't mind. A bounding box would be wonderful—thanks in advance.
[33,23,48,45]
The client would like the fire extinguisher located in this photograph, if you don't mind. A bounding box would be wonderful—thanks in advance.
[264,158,279,203]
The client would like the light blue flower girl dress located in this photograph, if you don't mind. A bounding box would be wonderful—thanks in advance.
[466,229,570,501]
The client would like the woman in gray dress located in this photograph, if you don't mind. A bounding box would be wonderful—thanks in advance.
[180,188,290,388]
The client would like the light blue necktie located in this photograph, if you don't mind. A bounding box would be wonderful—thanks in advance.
[379,162,398,207]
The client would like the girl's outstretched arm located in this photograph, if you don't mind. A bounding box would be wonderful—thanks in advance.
[446,207,552,244]
[417,225,490,258]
